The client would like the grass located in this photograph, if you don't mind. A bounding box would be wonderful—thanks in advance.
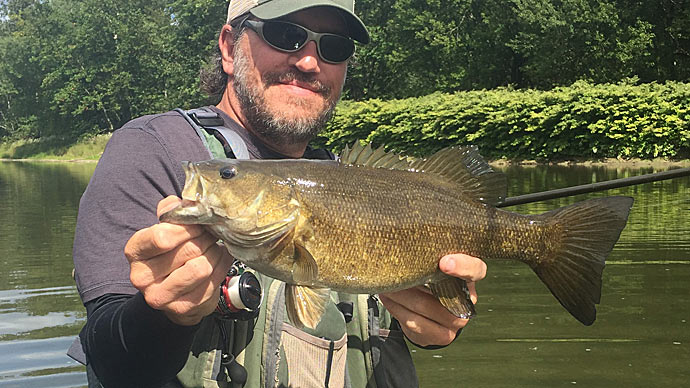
[0,134,111,161]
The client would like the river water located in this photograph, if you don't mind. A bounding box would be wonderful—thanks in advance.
[0,161,688,387]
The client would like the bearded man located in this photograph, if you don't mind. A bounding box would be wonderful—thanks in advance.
[69,1,487,387]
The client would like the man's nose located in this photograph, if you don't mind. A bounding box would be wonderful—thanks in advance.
[289,41,321,73]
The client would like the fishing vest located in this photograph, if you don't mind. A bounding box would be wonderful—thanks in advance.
[174,108,419,388]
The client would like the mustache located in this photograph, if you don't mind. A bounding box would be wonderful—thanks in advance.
[263,71,331,96]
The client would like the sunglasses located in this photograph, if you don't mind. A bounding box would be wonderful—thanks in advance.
[240,19,355,64]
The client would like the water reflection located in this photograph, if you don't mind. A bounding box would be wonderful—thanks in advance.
[0,161,687,387]
[0,336,85,387]
[0,161,93,387]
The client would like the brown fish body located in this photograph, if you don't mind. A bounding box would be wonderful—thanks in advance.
[161,145,633,328]
[274,162,542,293]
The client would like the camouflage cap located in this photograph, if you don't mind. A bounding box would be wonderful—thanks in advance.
[226,0,369,43]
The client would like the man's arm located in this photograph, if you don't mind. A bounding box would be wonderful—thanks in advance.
[72,117,225,386]
[81,293,199,387]
[85,196,233,385]
[379,254,487,347]
[82,197,233,387]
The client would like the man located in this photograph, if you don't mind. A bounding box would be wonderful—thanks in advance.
[70,0,487,387]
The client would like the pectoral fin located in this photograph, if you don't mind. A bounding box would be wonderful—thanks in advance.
[292,240,318,283]
[285,285,331,329]
[428,278,476,319]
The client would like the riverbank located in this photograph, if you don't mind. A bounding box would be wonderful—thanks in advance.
[2,134,689,167]
[0,134,110,162]
[491,157,690,168]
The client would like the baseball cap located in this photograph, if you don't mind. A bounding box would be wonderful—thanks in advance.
[226,0,369,44]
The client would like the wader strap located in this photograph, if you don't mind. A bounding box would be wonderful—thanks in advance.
[206,125,250,160]
[368,296,388,388]
[262,281,286,388]
[174,108,213,159]
[357,294,377,388]
[175,107,250,160]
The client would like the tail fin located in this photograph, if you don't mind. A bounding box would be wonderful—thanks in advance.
[532,196,633,325]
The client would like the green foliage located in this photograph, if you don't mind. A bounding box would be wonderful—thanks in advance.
[0,0,225,141]
[346,0,690,99]
[319,81,690,160]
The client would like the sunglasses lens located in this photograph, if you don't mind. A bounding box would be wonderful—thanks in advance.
[256,20,355,63]
[320,35,355,63]
[263,22,308,51]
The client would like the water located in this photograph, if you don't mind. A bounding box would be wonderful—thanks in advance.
[0,161,688,387]
[0,162,94,387]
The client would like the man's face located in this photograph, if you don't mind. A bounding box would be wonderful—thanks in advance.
[231,7,349,145]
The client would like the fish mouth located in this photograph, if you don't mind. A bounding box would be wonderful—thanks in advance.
[159,161,216,225]
[159,199,216,225]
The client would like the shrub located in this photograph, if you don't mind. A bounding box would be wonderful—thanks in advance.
[317,81,690,160]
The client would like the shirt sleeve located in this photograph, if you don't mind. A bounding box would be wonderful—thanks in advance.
[73,124,186,302]
[80,293,200,387]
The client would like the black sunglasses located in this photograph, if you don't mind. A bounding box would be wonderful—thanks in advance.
[240,19,355,64]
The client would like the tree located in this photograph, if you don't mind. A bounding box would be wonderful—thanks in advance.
[0,0,50,139]
[507,0,655,88]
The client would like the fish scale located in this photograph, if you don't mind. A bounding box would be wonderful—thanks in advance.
[293,165,506,290]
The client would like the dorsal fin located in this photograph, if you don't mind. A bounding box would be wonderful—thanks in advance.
[339,142,506,205]
[339,141,411,170]
[410,146,507,205]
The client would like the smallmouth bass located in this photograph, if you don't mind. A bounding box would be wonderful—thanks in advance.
[160,143,633,329]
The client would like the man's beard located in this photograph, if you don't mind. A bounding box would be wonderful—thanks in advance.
[232,44,342,146]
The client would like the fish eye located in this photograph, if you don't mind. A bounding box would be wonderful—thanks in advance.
[219,166,237,179]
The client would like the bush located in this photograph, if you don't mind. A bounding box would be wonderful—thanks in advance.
[317,81,690,160]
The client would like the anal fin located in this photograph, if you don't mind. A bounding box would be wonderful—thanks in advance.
[285,285,331,329]
[428,278,476,319]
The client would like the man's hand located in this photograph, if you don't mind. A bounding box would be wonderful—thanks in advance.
[379,253,487,347]
[125,196,233,326]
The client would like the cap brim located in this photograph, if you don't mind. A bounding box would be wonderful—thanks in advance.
[249,0,369,44]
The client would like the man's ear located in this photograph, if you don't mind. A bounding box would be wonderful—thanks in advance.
[219,24,235,76]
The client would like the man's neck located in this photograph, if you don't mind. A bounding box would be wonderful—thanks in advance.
[216,94,309,158]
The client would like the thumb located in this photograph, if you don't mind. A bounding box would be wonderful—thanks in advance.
[439,253,487,282]
[157,195,182,218]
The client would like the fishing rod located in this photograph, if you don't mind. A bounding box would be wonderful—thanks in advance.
[497,167,690,208]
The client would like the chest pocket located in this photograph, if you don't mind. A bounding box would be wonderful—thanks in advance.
[278,324,348,388]
[263,280,349,388]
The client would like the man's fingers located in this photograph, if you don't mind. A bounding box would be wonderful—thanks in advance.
[380,293,465,347]
[146,245,233,318]
[467,281,478,304]
[129,232,221,287]
[125,222,205,263]
[439,253,487,282]
[382,287,466,331]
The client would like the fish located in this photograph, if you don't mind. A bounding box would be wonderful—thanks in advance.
[160,143,633,329]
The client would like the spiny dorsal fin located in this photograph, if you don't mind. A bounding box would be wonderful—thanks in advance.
[340,142,506,205]
[409,146,507,206]
[339,141,411,170]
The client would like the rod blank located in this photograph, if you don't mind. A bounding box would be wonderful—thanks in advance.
[497,167,690,208]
